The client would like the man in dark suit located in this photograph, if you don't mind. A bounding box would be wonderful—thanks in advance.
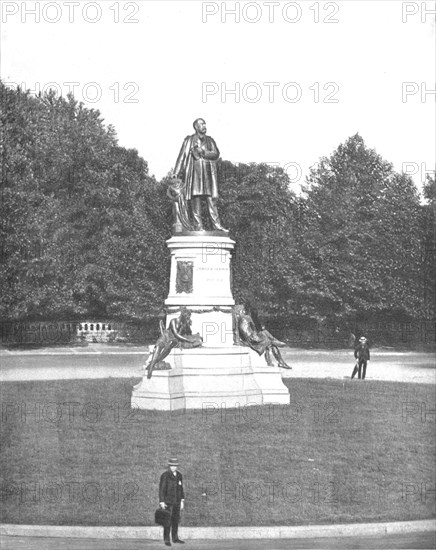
[159,458,185,546]
[352,336,370,379]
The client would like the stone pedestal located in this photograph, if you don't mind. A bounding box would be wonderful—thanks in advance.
[131,232,290,410]
[132,346,289,411]
[165,234,235,347]
[248,350,291,405]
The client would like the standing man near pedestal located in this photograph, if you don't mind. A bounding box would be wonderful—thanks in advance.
[159,458,185,546]
[173,118,227,232]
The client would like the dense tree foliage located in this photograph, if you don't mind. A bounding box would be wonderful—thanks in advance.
[0,82,170,320]
[218,136,430,332]
[219,161,300,320]
[421,175,435,321]
[1,83,432,340]
[298,134,425,325]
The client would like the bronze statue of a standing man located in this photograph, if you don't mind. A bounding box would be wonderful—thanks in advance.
[173,118,227,232]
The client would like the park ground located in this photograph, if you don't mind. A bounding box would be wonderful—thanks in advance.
[0,346,434,547]
[0,346,434,384]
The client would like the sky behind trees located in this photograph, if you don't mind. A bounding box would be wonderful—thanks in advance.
[1,1,434,191]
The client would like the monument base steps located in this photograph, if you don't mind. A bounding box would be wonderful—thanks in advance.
[132,346,290,411]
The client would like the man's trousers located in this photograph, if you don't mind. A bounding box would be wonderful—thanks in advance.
[163,504,181,542]
[351,360,367,379]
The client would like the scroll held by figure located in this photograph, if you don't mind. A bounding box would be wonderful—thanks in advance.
[146,308,202,379]
[234,305,292,370]
[170,118,228,233]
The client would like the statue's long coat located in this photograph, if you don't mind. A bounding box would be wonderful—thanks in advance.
[174,134,220,199]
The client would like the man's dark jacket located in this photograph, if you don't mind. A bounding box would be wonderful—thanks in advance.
[159,470,185,505]
[354,343,370,362]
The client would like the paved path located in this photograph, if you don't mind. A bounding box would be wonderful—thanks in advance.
[1,532,435,549]
[0,346,434,384]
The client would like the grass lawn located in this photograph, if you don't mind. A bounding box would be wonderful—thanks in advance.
[0,377,434,526]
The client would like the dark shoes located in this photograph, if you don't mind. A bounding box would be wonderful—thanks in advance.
[165,538,184,545]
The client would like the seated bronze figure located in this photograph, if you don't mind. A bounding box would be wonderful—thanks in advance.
[146,308,202,379]
[233,305,291,369]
